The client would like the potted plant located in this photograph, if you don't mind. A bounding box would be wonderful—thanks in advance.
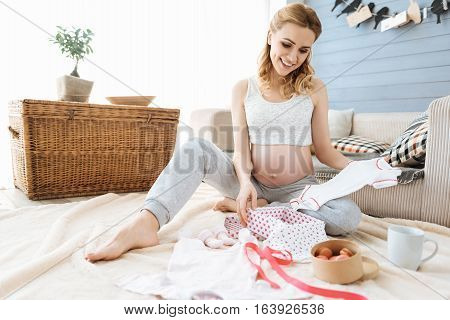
[50,26,94,102]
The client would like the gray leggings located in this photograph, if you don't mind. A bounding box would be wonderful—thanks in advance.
[142,138,361,236]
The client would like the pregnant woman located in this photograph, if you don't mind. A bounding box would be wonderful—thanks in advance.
[86,3,361,262]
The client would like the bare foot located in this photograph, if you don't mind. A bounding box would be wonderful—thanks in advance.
[213,197,268,212]
[85,209,160,262]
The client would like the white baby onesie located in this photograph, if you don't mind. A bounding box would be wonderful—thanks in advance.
[290,157,401,211]
[116,229,311,300]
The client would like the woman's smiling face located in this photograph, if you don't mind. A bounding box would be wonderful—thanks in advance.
[268,22,316,77]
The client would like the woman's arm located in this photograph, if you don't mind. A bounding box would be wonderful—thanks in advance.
[230,79,258,222]
[310,78,352,171]
[230,80,254,185]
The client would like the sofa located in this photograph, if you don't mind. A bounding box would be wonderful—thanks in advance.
[189,95,450,227]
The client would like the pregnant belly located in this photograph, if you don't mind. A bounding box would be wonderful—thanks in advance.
[251,144,314,187]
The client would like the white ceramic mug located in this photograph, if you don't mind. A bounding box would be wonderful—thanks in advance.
[387,225,438,270]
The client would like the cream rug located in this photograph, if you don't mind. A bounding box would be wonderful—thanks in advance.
[0,183,449,299]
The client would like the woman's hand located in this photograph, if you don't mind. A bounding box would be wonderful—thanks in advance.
[236,181,257,226]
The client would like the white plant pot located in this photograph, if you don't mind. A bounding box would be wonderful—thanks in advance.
[56,75,94,103]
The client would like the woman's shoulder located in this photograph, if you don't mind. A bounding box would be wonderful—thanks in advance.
[308,76,326,107]
[233,78,249,90]
[230,78,251,113]
[310,76,325,91]
[234,75,255,89]
[232,77,253,99]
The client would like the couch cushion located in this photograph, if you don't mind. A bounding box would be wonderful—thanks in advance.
[351,112,422,144]
[328,109,354,139]
[313,153,424,185]
[189,108,234,152]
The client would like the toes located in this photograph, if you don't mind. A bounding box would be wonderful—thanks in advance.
[85,251,104,262]
[213,203,227,212]
[213,201,225,211]
[89,251,116,262]
[85,244,119,262]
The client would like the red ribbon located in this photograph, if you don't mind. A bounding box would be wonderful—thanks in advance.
[244,242,368,300]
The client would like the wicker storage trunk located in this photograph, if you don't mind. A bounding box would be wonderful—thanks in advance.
[8,99,180,200]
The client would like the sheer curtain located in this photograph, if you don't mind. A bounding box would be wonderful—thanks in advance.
[0,0,286,188]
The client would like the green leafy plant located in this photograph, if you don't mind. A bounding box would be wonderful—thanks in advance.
[50,26,94,78]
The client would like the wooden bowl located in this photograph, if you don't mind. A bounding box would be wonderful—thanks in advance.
[105,96,156,106]
[310,239,379,284]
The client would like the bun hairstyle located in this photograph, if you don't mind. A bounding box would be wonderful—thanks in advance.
[257,3,322,99]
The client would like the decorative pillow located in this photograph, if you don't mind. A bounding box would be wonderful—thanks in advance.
[381,112,428,167]
[310,108,354,154]
[328,109,354,139]
[332,135,390,154]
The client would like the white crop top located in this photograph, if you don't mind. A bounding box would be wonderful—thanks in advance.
[243,75,314,146]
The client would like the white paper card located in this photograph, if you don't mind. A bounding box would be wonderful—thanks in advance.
[381,11,408,32]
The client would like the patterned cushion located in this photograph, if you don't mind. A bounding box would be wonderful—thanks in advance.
[381,112,428,167]
[331,135,390,154]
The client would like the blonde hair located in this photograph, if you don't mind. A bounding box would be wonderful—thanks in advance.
[257,3,322,99]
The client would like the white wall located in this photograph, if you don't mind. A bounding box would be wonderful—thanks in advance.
[0,0,285,188]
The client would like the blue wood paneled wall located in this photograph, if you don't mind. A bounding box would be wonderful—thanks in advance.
[288,0,450,112]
